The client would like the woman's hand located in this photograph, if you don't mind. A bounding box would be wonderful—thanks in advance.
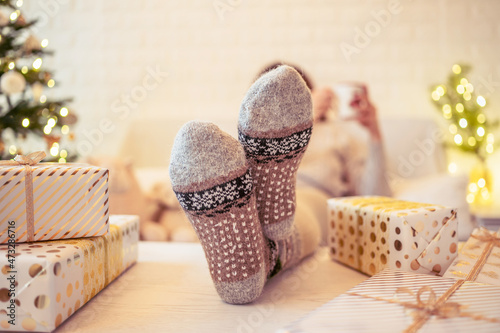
[350,85,382,142]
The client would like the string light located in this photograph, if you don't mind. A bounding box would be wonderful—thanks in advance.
[448,162,457,173]
[469,182,478,193]
[486,144,494,154]
[47,79,55,88]
[50,145,59,157]
[22,118,29,127]
[58,158,66,163]
[481,188,490,200]
[454,134,463,145]
[32,58,42,70]
[459,118,468,128]
[43,125,52,135]
[10,11,19,21]
[8,145,17,155]
[465,83,474,92]
[477,127,485,137]
[463,91,471,101]
[41,39,49,48]
[436,86,445,96]
[452,64,461,74]
[466,193,475,204]
[468,137,476,146]
[449,124,457,134]
[40,95,47,103]
[8,62,15,70]
[60,107,68,117]
[477,114,486,123]
[60,150,68,158]
[477,178,486,188]
[456,85,465,94]
[487,133,495,144]
[21,66,28,74]
[61,125,70,135]
[431,91,440,101]
[16,0,23,7]
[442,105,452,119]
[477,96,486,107]
[456,103,464,113]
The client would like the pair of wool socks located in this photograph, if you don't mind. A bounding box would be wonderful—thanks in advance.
[169,66,318,304]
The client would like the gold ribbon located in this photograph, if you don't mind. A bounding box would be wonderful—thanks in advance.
[0,151,46,242]
[466,228,500,282]
[348,279,500,332]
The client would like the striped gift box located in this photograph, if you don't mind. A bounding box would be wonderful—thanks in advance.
[0,159,109,244]
[280,269,500,333]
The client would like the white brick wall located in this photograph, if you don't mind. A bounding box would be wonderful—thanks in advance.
[22,0,500,167]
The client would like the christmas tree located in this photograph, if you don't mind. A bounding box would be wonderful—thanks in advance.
[430,64,499,205]
[0,0,77,162]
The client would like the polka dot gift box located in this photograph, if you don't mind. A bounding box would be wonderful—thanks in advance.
[0,215,138,332]
[0,153,109,244]
[328,196,458,276]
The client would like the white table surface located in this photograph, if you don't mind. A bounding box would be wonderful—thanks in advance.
[54,242,368,333]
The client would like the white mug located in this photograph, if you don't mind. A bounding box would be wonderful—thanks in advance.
[331,83,364,120]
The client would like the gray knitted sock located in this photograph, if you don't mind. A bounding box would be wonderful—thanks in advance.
[238,65,313,241]
[169,120,271,304]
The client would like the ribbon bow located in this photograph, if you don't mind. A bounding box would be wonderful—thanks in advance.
[471,227,500,246]
[396,286,462,326]
[1,151,46,242]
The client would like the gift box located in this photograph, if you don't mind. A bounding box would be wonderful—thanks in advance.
[0,215,139,332]
[0,152,109,244]
[328,196,458,276]
[443,227,500,285]
[280,269,500,332]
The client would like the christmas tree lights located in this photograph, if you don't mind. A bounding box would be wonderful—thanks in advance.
[0,0,77,162]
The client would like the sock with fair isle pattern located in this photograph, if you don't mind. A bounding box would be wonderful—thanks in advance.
[238,65,313,241]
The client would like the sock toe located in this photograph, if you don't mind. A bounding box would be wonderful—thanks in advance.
[239,65,313,137]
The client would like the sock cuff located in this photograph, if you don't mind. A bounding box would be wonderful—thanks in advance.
[173,170,253,213]
[238,125,312,158]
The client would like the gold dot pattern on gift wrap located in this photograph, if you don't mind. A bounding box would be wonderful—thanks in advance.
[381,237,386,244]
[370,232,376,242]
[357,216,363,226]
[53,262,61,276]
[331,248,336,255]
[381,254,387,264]
[432,220,438,228]
[34,295,50,309]
[450,243,457,253]
[370,252,375,259]
[0,288,9,301]
[55,314,62,327]
[358,230,363,236]
[369,263,376,274]
[349,215,353,221]
[338,211,343,219]
[395,227,400,234]
[348,226,355,235]
[74,253,80,265]
[330,220,335,229]
[339,251,343,257]
[432,264,442,274]
[415,221,425,233]
[394,240,402,251]
[349,244,354,250]
[380,222,387,232]
[1,320,9,329]
[396,261,402,268]
[411,259,420,270]
[358,245,364,255]
[46,249,60,253]
[434,247,440,255]
[66,283,73,297]
[29,264,44,277]
[348,255,355,265]
[404,254,409,259]
[22,317,36,331]
[68,307,72,317]
[67,258,72,267]
[339,239,344,247]
[370,220,375,227]
[56,293,61,302]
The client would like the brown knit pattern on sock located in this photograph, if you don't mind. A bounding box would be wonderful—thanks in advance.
[172,169,272,303]
[239,123,312,241]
